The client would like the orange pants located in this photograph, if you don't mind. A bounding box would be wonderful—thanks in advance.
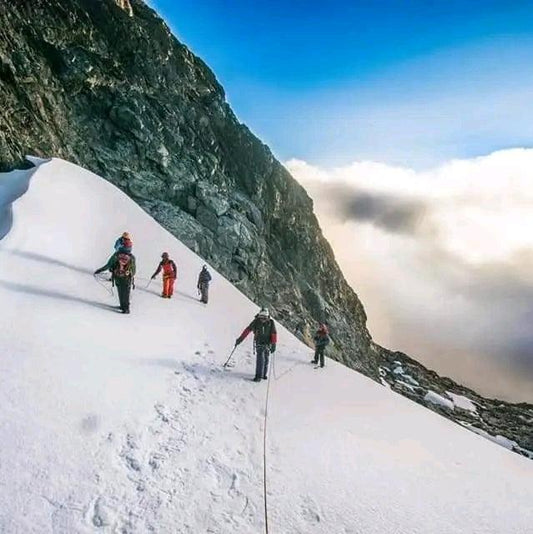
[162,275,175,297]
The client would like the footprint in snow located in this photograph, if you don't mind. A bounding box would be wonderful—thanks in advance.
[154,403,171,423]
[91,497,113,528]
[125,455,141,472]
[300,496,321,524]
[80,414,100,434]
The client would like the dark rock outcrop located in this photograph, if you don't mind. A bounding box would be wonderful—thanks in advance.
[0,0,530,456]
[0,0,373,375]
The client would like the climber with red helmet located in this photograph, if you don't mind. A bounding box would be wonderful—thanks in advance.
[312,323,330,368]
[151,252,177,298]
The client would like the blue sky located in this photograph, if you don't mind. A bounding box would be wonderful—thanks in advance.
[148,0,533,168]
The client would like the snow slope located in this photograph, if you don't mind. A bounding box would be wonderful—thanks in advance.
[0,158,532,534]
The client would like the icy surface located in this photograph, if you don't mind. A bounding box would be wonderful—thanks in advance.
[425,390,455,410]
[447,391,478,412]
[1,158,532,533]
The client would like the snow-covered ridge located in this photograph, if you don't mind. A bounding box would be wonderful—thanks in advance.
[1,158,532,533]
[0,156,46,239]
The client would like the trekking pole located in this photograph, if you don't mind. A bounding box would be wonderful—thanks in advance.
[223,346,237,368]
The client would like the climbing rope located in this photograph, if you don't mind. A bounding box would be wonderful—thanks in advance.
[93,273,114,296]
[272,354,306,382]
[261,351,308,532]
[262,354,274,534]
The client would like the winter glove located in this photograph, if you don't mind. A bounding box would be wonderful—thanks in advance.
[151,274,156,280]
[270,344,276,354]
[235,337,242,346]
[132,279,136,290]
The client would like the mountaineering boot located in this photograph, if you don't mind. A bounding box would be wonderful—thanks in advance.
[252,377,262,382]
[262,375,268,380]
[310,359,317,364]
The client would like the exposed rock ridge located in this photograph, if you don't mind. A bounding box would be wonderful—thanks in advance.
[0,0,373,376]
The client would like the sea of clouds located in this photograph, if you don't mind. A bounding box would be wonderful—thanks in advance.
[288,148,533,402]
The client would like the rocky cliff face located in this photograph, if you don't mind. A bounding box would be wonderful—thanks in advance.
[0,0,373,375]
[0,0,530,456]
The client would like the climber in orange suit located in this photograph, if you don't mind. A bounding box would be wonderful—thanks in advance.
[151,252,177,298]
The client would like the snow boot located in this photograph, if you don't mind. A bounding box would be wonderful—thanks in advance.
[252,377,262,382]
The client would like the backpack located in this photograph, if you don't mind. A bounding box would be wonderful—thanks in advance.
[253,318,274,344]
[114,252,132,278]
[162,260,176,276]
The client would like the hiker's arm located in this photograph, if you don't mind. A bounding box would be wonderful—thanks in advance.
[151,262,162,279]
[95,256,115,275]
[236,321,255,344]
[270,321,278,344]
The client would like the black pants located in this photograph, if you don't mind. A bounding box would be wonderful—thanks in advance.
[199,282,209,303]
[115,277,132,312]
[255,344,270,380]
[313,346,325,367]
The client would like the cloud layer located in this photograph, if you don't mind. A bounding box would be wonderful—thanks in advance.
[287,149,533,402]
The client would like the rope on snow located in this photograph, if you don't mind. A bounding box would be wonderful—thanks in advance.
[262,355,274,534]
[93,273,114,296]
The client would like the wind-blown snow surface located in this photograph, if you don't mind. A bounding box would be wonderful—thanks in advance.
[0,158,532,533]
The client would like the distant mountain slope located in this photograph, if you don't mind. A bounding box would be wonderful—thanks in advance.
[0,158,531,533]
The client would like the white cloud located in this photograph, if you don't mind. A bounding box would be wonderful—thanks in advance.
[287,149,533,402]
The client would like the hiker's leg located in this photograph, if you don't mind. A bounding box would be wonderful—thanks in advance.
[201,283,209,303]
[255,345,264,380]
[123,280,131,312]
[167,276,175,297]
[162,276,169,297]
[262,347,270,379]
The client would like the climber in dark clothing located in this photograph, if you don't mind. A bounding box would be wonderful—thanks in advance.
[94,249,136,314]
[312,323,330,368]
[235,307,277,382]
[197,265,212,304]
